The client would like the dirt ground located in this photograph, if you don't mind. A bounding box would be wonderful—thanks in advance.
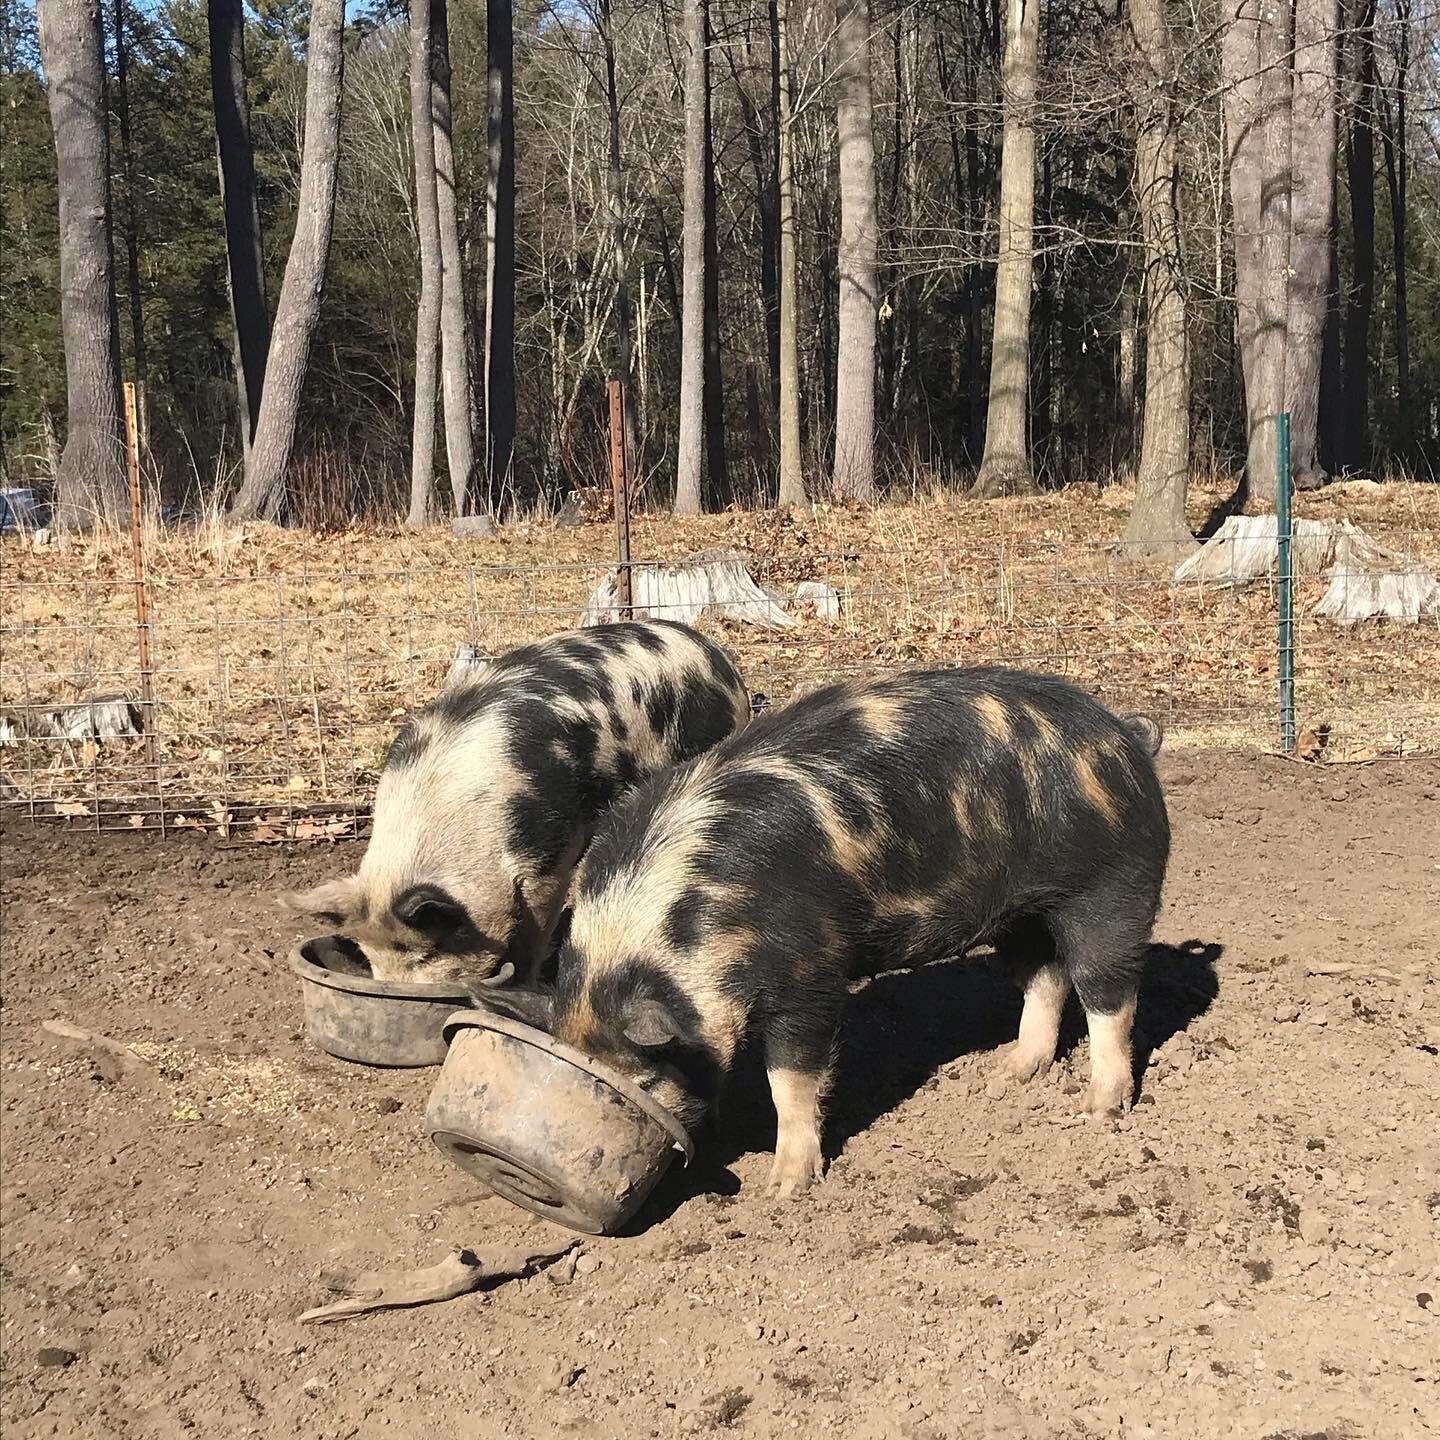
[1,751,1437,1440]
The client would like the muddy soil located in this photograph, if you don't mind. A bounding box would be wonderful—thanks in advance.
[2,753,1436,1440]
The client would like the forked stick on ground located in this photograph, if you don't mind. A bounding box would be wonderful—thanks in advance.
[297,1240,580,1324]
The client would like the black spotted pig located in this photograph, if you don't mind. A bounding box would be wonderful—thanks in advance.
[481,666,1170,1198]
[286,621,750,985]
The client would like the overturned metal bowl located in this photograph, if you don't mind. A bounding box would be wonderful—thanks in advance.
[289,936,474,1067]
[425,1009,693,1235]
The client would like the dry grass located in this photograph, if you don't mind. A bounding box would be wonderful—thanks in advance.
[2,477,1437,836]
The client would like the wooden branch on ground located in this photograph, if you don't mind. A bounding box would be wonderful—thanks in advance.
[40,1018,160,1090]
[297,1240,579,1324]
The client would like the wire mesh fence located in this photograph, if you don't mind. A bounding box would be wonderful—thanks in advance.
[2,527,1437,840]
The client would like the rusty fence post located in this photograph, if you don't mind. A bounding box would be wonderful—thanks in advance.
[124,381,162,829]
[607,378,633,617]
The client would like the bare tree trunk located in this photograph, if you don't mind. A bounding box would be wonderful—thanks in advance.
[408,0,442,528]
[729,4,782,440]
[1341,0,1375,472]
[1116,285,1137,479]
[1222,0,1289,509]
[1319,224,1342,475]
[38,0,126,531]
[208,0,270,457]
[776,0,804,504]
[1033,152,1055,467]
[1124,0,1195,560]
[764,2,781,425]
[675,0,707,514]
[636,262,651,449]
[431,0,476,515]
[1378,0,1410,461]
[975,0,1040,499]
[112,0,146,391]
[484,0,516,510]
[701,1,727,507]
[935,22,985,464]
[832,0,877,502]
[599,0,639,476]
[879,7,903,422]
[228,0,345,523]
[1287,0,1339,488]
[897,13,920,428]
[655,206,683,356]
[962,30,985,465]
[1223,6,1263,502]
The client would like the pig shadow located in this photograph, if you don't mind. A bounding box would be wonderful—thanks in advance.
[630,938,1221,1228]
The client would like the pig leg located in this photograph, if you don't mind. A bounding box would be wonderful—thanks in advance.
[989,915,1069,1084]
[762,1007,839,1198]
[1051,900,1150,1117]
[765,1067,828,1198]
[1003,959,1073,1083]
[1078,997,1138,1118]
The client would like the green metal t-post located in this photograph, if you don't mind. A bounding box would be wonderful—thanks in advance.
[1276,412,1296,752]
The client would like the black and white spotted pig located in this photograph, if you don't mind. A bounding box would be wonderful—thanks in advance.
[285,621,750,985]
[481,666,1170,1198]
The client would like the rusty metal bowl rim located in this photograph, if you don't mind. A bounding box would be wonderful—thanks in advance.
[440,1008,694,1164]
[288,938,474,1003]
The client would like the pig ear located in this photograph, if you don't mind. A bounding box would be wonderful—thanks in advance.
[1121,713,1164,756]
[621,997,684,1051]
[468,983,555,1033]
[282,876,362,928]
[393,883,469,939]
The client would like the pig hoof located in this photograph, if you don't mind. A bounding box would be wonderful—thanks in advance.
[767,1145,824,1199]
[1081,1081,1131,1118]
[1001,1044,1053,1086]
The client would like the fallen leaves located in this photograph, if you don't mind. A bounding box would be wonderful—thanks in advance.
[251,815,355,843]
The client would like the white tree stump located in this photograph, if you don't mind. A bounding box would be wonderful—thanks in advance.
[0,697,142,747]
[1311,527,1440,626]
[1172,514,1339,588]
[580,548,795,630]
[1172,515,1440,626]
[794,580,842,620]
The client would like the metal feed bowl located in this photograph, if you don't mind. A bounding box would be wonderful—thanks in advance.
[289,936,474,1068]
[425,1009,693,1235]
